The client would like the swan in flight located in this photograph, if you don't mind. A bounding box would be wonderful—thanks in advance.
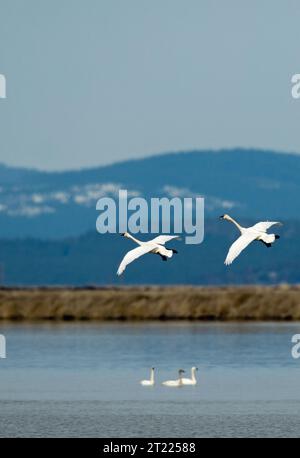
[220,214,281,265]
[162,369,185,387]
[117,232,179,276]
[140,367,155,386]
[181,366,198,385]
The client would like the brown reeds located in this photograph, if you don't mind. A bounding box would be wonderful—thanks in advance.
[0,285,300,321]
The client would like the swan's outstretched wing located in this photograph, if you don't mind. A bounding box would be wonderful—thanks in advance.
[225,233,257,265]
[251,221,282,232]
[117,245,153,275]
[151,235,179,245]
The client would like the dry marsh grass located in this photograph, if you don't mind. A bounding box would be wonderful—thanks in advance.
[0,285,300,321]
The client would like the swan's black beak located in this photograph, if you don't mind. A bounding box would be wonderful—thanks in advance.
[171,249,178,254]
[275,235,280,240]
[219,215,225,219]
[120,233,125,236]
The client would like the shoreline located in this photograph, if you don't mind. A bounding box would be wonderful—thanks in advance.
[0,285,300,321]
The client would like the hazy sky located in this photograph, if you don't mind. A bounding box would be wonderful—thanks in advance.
[0,0,299,170]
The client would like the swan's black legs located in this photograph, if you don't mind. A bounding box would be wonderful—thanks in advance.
[158,254,168,261]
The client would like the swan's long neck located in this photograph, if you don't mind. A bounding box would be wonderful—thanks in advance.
[126,233,143,245]
[178,371,183,385]
[150,369,154,383]
[226,215,244,233]
[191,368,197,382]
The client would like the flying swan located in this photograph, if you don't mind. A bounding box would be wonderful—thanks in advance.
[162,369,185,387]
[140,367,155,386]
[117,232,179,276]
[220,214,281,265]
[181,366,198,385]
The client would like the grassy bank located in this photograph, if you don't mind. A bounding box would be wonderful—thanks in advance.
[0,285,300,321]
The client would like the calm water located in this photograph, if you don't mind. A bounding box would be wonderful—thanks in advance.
[0,321,300,437]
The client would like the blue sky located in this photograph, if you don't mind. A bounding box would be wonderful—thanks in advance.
[0,0,299,170]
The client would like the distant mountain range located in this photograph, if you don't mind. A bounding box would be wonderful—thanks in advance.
[0,148,300,238]
[0,148,298,286]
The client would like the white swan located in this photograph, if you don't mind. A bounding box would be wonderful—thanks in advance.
[181,366,198,385]
[140,367,155,386]
[117,232,179,275]
[162,369,185,387]
[220,214,281,265]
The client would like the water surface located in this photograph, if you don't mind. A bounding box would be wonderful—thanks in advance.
[0,321,300,437]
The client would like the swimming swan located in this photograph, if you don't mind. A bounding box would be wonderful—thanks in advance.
[181,366,198,385]
[140,367,155,386]
[220,214,281,265]
[117,232,179,275]
[162,369,185,387]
